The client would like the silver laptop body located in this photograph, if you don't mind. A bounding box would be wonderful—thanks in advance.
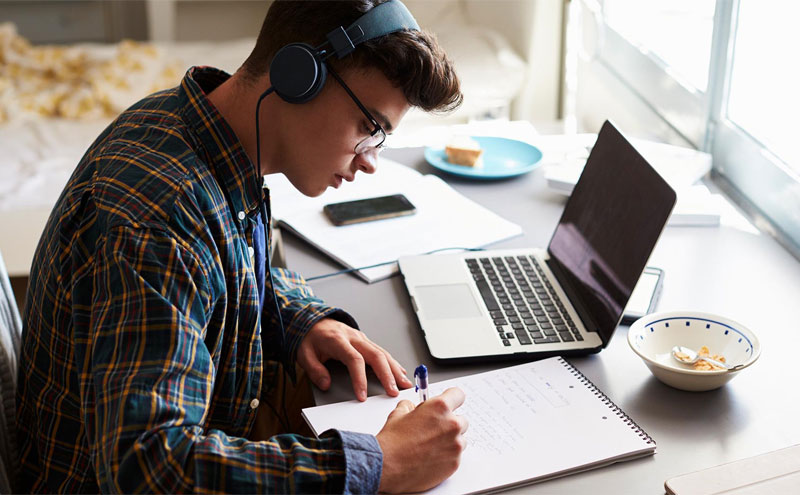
[399,121,677,363]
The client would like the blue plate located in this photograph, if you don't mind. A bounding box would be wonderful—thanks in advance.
[424,136,543,179]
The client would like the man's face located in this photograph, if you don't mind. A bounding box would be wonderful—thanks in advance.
[272,66,410,197]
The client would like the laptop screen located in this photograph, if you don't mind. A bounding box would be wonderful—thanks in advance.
[547,121,676,343]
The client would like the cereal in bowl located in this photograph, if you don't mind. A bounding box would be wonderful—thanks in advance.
[693,346,727,371]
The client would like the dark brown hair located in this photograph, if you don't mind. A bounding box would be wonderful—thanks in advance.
[240,0,462,113]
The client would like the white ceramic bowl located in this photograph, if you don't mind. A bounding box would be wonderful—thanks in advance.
[628,311,761,392]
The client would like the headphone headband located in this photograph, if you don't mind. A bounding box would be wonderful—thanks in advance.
[269,0,420,104]
[326,0,420,58]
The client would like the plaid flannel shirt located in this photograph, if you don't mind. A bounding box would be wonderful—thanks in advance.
[16,67,382,493]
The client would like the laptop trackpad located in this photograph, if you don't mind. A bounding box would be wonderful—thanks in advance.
[415,284,482,320]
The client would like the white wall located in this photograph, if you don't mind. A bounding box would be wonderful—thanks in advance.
[147,0,265,41]
[148,0,567,126]
[415,0,565,125]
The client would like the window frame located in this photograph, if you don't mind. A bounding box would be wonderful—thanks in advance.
[595,20,711,148]
[584,0,800,255]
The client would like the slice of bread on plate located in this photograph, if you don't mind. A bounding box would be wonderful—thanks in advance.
[445,136,484,167]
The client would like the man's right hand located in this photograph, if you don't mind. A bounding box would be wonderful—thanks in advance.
[375,387,468,493]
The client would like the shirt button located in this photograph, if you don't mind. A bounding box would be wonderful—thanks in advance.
[238,211,246,221]
[249,398,260,410]
[248,246,254,258]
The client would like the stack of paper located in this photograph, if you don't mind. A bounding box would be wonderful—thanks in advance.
[539,133,721,226]
[541,134,713,193]
[264,159,522,283]
[669,185,726,227]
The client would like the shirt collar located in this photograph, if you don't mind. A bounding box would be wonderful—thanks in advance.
[180,66,262,216]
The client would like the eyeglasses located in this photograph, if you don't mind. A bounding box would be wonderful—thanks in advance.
[327,66,387,155]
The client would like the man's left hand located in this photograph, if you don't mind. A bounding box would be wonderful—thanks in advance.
[297,318,413,401]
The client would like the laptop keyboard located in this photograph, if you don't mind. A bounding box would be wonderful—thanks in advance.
[466,256,584,347]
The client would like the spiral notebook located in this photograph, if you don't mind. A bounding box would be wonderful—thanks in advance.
[302,357,656,494]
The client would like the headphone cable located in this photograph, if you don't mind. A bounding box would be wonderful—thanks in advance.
[254,86,293,433]
[305,247,487,282]
[255,87,274,183]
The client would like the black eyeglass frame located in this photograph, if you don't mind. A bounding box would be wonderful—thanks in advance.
[327,65,387,155]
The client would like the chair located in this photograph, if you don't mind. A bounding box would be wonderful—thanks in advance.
[0,250,22,493]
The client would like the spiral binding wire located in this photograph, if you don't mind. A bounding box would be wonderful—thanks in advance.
[558,357,656,446]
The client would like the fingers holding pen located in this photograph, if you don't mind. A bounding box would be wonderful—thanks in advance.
[376,386,468,493]
[422,387,469,437]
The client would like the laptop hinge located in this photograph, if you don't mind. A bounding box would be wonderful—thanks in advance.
[545,255,607,346]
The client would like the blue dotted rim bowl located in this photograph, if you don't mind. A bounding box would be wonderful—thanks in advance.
[627,311,761,390]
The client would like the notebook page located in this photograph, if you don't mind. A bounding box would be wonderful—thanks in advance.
[302,357,655,494]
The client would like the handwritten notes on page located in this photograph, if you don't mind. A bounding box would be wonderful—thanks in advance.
[302,357,656,494]
[264,158,522,283]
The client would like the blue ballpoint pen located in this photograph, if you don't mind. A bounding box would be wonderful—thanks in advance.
[414,364,429,402]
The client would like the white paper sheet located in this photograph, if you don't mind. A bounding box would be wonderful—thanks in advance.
[265,159,522,282]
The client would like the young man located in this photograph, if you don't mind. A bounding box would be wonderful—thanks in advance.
[16,1,467,493]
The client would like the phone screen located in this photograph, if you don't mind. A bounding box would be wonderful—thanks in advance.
[621,267,664,324]
[323,194,416,226]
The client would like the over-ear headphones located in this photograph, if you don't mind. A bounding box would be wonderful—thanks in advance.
[268,0,419,104]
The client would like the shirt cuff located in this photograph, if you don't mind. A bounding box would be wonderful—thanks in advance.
[325,430,383,494]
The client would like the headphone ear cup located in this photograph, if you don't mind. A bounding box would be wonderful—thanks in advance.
[269,43,327,104]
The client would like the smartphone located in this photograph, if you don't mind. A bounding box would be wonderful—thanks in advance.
[621,266,665,324]
[323,194,416,226]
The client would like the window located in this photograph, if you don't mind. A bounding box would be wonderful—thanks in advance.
[604,0,715,93]
[574,0,800,254]
[726,0,800,170]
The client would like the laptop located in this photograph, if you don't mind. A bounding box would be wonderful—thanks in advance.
[398,121,677,362]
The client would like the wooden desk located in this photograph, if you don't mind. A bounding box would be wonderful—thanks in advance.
[284,147,800,493]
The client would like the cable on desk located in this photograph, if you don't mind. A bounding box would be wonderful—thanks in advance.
[304,247,486,282]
